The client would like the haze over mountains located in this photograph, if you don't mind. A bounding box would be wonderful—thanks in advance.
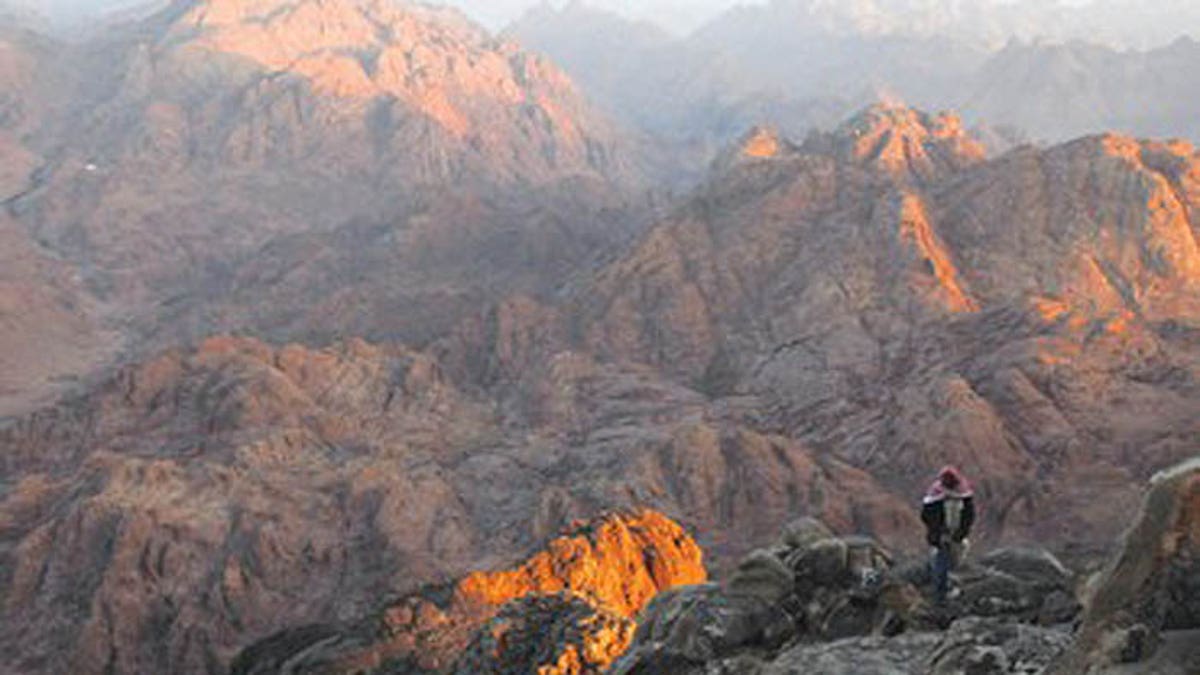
[509,1,1200,150]
[1,0,1199,674]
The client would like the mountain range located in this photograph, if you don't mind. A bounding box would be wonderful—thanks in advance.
[508,2,1200,151]
[0,1,1199,674]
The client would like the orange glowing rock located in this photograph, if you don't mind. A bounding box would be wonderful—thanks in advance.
[741,127,782,159]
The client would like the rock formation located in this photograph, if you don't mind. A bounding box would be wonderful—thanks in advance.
[1049,458,1200,673]
[611,517,1082,675]
[229,509,704,674]
[4,14,1200,665]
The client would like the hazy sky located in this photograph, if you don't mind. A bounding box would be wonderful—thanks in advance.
[438,1,753,34]
[17,0,757,33]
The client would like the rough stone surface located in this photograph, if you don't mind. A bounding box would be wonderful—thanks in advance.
[1050,459,1200,673]
[451,594,634,675]
[229,509,704,674]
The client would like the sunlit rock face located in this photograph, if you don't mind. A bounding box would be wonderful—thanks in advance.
[162,0,627,182]
[229,509,705,674]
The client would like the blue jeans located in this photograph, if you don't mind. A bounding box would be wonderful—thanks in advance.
[932,545,952,602]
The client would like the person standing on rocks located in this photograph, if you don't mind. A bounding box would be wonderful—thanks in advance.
[921,466,976,604]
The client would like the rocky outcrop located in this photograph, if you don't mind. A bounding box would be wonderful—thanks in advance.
[452,593,634,675]
[612,518,1081,675]
[1049,458,1200,673]
[229,509,704,674]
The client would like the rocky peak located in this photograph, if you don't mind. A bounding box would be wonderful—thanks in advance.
[806,103,987,183]
[172,0,577,123]
[62,0,633,187]
[736,125,789,160]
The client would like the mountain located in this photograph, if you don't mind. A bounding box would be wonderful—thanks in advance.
[231,459,1200,674]
[231,509,706,674]
[0,334,913,673]
[569,105,1200,550]
[0,26,117,416]
[5,103,1198,673]
[0,0,653,414]
[509,1,1200,156]
[964,36,1200,142]
[507,2,970,150]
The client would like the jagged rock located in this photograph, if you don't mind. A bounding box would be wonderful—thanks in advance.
[451,593,634,675]
[0,335,913,674]
[788,538,850,588]
[923,546,1081,626]
[614,531,935,672]
[752,617,1070,675]
[1050,458,1200,673]
[759,633,947,674]
[228,510,705,674]
[926,618,1073,674]
[610,583,794,673]
[979,548,1074,591]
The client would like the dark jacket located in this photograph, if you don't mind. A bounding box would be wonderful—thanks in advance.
[921,495,975,546]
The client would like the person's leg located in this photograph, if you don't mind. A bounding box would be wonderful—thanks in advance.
[932,545,950,603]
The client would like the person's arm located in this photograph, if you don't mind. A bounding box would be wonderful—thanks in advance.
[956,496,976,541]
[921,500,944,545]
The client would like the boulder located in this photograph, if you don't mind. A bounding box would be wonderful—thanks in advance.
[979,547,1074,591]
[926,618,1072,675]
[451,593,634,675]
[611,583,795,673]
[788,538,850,588]
[726,549,795,604]
[778,518,835,550]
[1049,458,1200,673]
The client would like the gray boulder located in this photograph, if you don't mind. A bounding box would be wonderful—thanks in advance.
[726,549,796,604]
[1049,458,1200,673]
[778,518,835,550]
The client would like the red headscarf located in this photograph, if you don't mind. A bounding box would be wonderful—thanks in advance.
[923,465,974,504]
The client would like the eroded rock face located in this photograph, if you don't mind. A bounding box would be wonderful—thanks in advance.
[451,594,633,675]
[1050,458,1200,673]
[230,509,704,674]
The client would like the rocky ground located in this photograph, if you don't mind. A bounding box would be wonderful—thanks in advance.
[226,458,1200,675]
